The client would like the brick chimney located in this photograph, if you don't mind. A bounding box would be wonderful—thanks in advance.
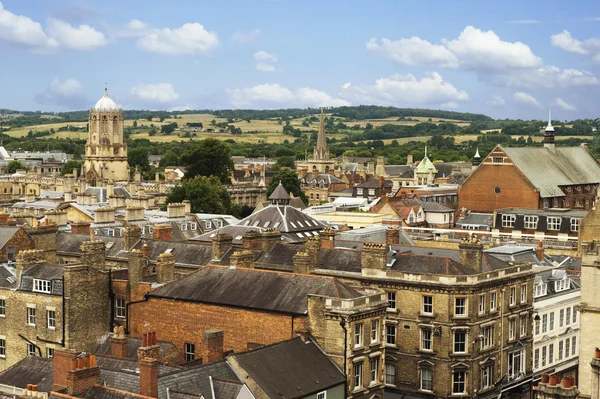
[229,250,255,268]
[211,233,232,261]
[202,330,224,363]
[536,241,545,261]
[139,357,158,398]
[0,213,9,225]
[156,252,175,283]
[122,225,142,250]
[66,354,100,396]
[293,251,312,274]
[125,206,145,222]
[137,331,160,361]
[53,348,77,391]
[459,236,483,274]
[320,227,336,249]
[261,229,281,252]
[16,250,46,283]
[242,230,262,250]
[128,250,144,293]
[386,226,400,245]
[110,326,128,358]
[80,238,106,271]
[305,237,321,270]
[361,242,388,274]
[152,223,172,241]
[71,222,91,235]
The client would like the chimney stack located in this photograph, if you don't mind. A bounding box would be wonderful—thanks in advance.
[110,326,128,358]
[211,233,233,261]
[63,353,100,396]
[320,227,336,249]
[122,225,142,250]
[152,223,173,241]
[386,226,400,245]
[70,222,91,235]
[361,242,388,275]
[139,357,158,398]
[459,235,483,274]
[536,241,545,261]
[202,330,224,363]
[156,252,175,283]
[229,250,255,269]
[242,230,262,250]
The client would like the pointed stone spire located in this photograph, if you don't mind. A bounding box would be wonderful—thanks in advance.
[545,107,554,133]
[472,147,481,168]
[313,108,328,161]
[474,147,481,158]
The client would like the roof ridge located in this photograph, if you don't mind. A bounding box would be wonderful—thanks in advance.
[203,264,336,280]
[92,384,156,399]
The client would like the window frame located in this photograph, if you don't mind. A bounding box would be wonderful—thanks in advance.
[27,343,36,356]
[547,217,561,231]
[47,347,54,358]
[0,299,5,317]
[453,330,467,354]
[115,298,126,319]
[421,328,432,351]
[0,338,5,358]
[501,214,516,228]
[509,286,516,307]
[27,307,36,326]
[370,357,379,384]
[371,320,379,343]
[353,362,363,389]
[386,324,396,346]
[33,279,51,294]
[47,310,56,329]
[478,295,485,315]
[385,363,396,386]
[520,315,527,337]
[524,215,538,229]
[452,370,467,395]
[420,368,433,392]
[354,323,363,348]
[454,297,467,317]
[481,363,493,390]
[520,284,527,303]
[490,292,496,311]
[422,295,433,315]
[481,325,494,349]
[184,343,195,362]
[509,318,516,341]
[387,292,396,310]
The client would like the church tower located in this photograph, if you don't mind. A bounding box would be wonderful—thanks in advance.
[314,109,328,161]
[83,88,129,186]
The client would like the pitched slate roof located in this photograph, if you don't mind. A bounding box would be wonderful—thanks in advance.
[84,385,142,399]
[56,233,125,258]
[211,379,243,399]
[268,182,291,201]
[148,266,360,315]
[232,338,344,399]
[0,356,54,392]
[502,146,600,197]
[158,360,239,399]
[0,226,23,249]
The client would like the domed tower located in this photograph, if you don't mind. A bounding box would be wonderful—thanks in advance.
[83,88,129,186]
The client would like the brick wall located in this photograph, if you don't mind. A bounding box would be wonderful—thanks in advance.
[0,227,34,262]
[459,151,539,213]
[128,297,304,359]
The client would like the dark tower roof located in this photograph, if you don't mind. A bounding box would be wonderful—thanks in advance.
[269,181,291,205]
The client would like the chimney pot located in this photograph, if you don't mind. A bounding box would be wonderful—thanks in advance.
[77,357,84,369]
[71,359,77,370]
[142,333,148,347]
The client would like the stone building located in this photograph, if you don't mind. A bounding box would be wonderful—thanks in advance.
[0,238,111,371]
[83,88,129,186]
[295,110,336,176]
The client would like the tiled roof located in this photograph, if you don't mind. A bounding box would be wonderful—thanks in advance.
[0,356,54,392]
[148,266,360,315]
[232,338,344,399]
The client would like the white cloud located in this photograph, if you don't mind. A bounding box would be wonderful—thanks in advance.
[487,95,506,107]
[254,50,278,63]
[228,83,348,108]
[340,72,469,106]
[130,83,180,103]
[34,78,87,109]
[553,97,577,111]
[444,26,542,71]
[254,50,278,72]
[551,30,600,61]
[366,37,458,68]
[341,82,352,89]
[128,19,148,31]
[137,22,218,55]
[46,18,107,50]
[0,2,107,52]
[490,66,599,88]
[256,62,276,72]
[513,92,542,108]
[232,29,260,44]
[440,102,459,109]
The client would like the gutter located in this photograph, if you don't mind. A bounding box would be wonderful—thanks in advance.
[17,334,42,356]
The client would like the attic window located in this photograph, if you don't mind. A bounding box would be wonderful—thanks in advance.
[33,279,51,294]
[106,242,115,249]
[534,283,547,298]
[297,221,304,227]
[263,221,270,227]
[296,233,304,238]
[492,157,504,164]
[273,222,281,228]
[555,277,570,292]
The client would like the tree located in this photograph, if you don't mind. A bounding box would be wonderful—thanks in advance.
[128,147,150,171]
[267,169,307,204]
[161,122,178,135]
[166,176,232,214]
[148,126,158,136]
[180,138,233,184]
[159,150,181,168]
[61,160,82,176]
[7,160,26,174]
[272,156,295,171]
[133,121,138,128]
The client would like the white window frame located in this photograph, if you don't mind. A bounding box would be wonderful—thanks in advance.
[371,320,379,343]
[455,297,467,317]
[547,217,561,231]
[27,343,36,356]
[387,292,396,310]
[420,368,433,391]
[481,325,495,349]
[353,362,363,389]
[508,349,525,380]
[0,338,5,358]
[370,357,378,383]
[509,318,516,341]
[422,295,433,315]
[190,223,197,231]
[317,392,326,399]
[502,214,516,228]
[524,215,538,229]
[47,310,56,329]
[454,330,467,354]
[27,307,36,326]
[357,188,363,196]
[490,292,496,311]
[386,324,396,346]
[115,298,126,319]
[481,364,493,390]
[385,363,396,386]
[509,286,516,306]
[0,299,5,317]
[478,295,485,315]
[520,315,527,337]
[368,189,375,196]
[47,347,54,358]
[520,284,527,303]
[452,370,467,394]
[33,279,51,294]
[534,283,547,298]
[570,218,579,232]
[354,323,363,348]
[421,329,432,351]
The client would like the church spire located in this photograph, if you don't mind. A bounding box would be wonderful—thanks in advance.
[313,108,328,161]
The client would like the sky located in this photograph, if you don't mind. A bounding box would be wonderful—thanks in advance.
[1,0,600,120]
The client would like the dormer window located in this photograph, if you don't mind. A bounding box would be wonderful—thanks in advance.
[555,277,570,292]
[33,279,51,294]
[534,282,547,298]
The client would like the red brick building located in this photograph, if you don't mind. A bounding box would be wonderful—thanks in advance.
[459,143,600,213]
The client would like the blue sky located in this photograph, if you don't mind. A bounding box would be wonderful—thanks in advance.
[1,0,600,120]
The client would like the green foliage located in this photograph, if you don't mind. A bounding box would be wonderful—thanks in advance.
[7,160,26,173]
[180,138,233,184]
[160,122,178,135]
[267,169,307,204]
[61,160,82,176]
[272,156,296,171]
[128,147,150,171]
[166,176,232,214]
[159,150,180,167]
